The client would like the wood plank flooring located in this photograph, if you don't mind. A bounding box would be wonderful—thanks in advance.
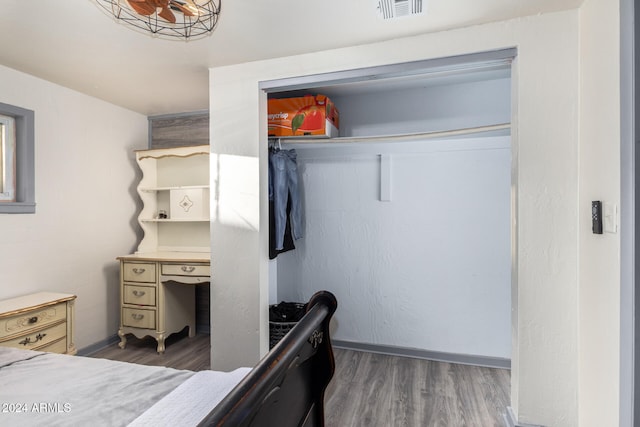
[326,348,510,427]
[88,329,210,371]
[88,334,510,426]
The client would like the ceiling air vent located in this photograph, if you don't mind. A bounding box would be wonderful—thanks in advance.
[376,0,425,20]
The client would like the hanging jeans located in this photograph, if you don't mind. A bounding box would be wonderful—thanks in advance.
[269,148,303,251]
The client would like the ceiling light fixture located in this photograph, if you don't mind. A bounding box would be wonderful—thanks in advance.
[95,0,221,40]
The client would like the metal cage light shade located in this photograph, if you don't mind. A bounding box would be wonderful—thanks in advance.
[96,0,221,40]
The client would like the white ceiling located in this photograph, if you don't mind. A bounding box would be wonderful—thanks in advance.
[0,0,582,116]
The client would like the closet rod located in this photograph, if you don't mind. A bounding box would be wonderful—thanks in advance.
[276,122,510,146]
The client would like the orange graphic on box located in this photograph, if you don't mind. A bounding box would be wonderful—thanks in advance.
[268,95,339,137]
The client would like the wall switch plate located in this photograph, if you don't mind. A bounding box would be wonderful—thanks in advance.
[603,202,618,233]
[592,201,603,234]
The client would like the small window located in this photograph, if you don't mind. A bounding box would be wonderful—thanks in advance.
[0,114,16,202]
[0,102,35,214]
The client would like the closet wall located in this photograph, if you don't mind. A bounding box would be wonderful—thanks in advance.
[273,75,512,361]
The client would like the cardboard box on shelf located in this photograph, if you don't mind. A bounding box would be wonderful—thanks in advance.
[268,94,339,138]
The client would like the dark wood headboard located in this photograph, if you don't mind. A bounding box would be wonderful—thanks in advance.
[199,291,337,427]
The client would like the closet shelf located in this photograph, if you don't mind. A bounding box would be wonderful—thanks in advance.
[139,184,210,192]
[140,218,209,223]
[271,123,510,148]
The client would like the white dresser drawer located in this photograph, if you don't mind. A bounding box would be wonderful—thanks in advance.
[122,307,156,329]
[123,285,156,307]
[39,337,68,353]
[161,263,209,277]
[0,292,76,355]
[0,321,67,350]
[123,262,157,283]
[117,253,200,353]
[0,302,67,340]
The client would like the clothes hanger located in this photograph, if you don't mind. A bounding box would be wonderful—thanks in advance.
[268,138,283,151]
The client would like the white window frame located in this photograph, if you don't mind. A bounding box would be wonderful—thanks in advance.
[0,102,35,214]
[0,114,16,202]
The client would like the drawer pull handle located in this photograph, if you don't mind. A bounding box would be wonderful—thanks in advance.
[132,268,146,275]
[131,313,144,321]
[19,333,46,346]
[132,290,146,297]
[181,266,196,273]
[27,316,38,324]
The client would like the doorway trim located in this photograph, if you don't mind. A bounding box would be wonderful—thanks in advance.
[620,0,635,425]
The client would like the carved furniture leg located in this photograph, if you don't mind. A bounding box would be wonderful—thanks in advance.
[117,329,127,349]
[156,333,166,353]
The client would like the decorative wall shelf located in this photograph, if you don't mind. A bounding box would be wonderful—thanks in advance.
[135,145,210,253]
[140,218,210,223]
[139,185,210,192]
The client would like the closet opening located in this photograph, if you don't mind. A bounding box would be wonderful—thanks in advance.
[261,48,516,369]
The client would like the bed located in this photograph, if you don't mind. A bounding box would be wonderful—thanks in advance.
[0,290,337,427]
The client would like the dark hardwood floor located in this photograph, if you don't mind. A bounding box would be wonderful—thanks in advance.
[88,334,510,426]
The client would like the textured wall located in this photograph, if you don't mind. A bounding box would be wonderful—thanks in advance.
[578,0,623,425]
[0,64,147,349]
[277,136,512,359]
[210,9,582,425]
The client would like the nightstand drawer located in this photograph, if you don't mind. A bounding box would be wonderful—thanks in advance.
[161,263,209,277]
[123,285,156,306]
[123,262,156,283]
[0,321,67,350]
[122,307,156,329]
[0,302,67,340]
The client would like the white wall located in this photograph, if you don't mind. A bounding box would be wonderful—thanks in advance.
[277,136,511,359]
[210,9,584,426]
[578,0,622,425]
[0,65,147,350]
[334,78,511,137]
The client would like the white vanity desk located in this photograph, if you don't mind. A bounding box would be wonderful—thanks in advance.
[116,251,210,353]
[118,145,211,353]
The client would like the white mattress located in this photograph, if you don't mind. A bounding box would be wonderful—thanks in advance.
[0,347,248,427]
[129,367,251,426]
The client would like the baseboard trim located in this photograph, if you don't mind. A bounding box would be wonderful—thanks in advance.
[332,340,511,369]
[196,324,211,334]
[503,407,544,427]
[77,334,120,356]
